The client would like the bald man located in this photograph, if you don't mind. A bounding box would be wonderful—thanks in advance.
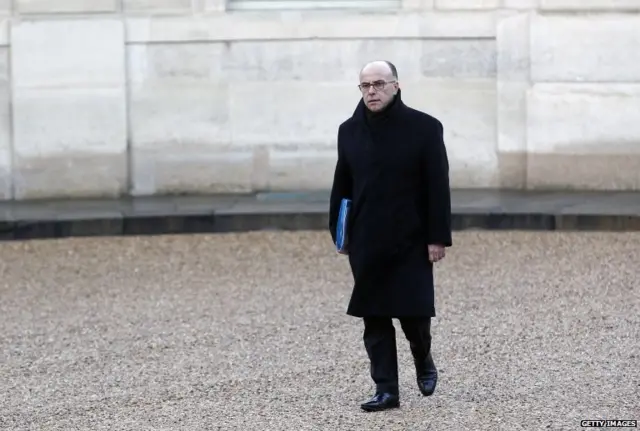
[329,61,452,412]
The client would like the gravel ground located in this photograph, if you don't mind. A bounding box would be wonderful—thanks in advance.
[0,231,638,431]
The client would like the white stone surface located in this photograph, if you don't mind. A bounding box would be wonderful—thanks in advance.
[229,82,357,146]
[202,0,227,12]
[268,148,338,191]
[16,0,118,13]
[230,81,357,190]
[127,42,360,194]
[222,39,424,82]
[131,38,492,84]
[402,0,435,10]
[527,83,640,153]
[435,0,499,8]
[497,12,530,187]
[530,14,640,82]
[127,37,495,192]
[403,78,499,188]
[526,83,640,189]
[127,43,225,83]
[0,48,9,200]
[0,0,11,13]
[502,0,538,8]
[421,39,496,78]
[0,159,8,200]
[12,23,125,89]
[11,19,127,199]
[0,18,9,47]
[0,5,638,197]
[127,43,232,195]
[132,145,257,194]
[123,0,193,12]
[125,11,496,43]
[540,0,640,10]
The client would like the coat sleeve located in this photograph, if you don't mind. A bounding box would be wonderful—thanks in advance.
[423,119,453,247]
[329,125,353,244]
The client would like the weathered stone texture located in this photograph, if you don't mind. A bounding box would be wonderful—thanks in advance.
[435,0,499,8]
[123,0,193,12]
[0,4,639,198]
[222,39,423,82]
[527,84,640,190]
[530,14,640,82]
[11,19,127,199]
[0,0,11,13]
[127,36,496,193]
[497,12,530,188]
[421,40,496,78]
[403,79,498,188]
[125,11,496,43]
[202,0,227,12]
[502,0,538,9]
[0,47,9,200]
[16,0,118,13]
[402,0,435,10]
[540,0,640,10]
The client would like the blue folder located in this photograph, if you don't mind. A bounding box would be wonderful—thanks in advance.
[336,198,352,253]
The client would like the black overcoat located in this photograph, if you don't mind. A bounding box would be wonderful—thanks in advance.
[329,90,452,318]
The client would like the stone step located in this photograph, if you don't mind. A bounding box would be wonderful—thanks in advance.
[1,189,639,241]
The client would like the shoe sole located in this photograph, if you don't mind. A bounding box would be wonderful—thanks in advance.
[360,402,400,412]
[418,379,437,396]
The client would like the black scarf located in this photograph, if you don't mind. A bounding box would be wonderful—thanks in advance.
[364,92,399,125]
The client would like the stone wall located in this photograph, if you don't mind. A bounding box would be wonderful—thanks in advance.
[0,0,638,200]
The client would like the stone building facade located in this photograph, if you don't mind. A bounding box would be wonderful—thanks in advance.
[0,0,638,200]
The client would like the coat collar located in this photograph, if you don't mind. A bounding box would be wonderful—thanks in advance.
[352,89,406,124]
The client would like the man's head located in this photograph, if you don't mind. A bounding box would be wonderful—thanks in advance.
[358,60,399,112]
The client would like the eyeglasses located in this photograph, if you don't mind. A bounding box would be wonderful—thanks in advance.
[358,80,396,92]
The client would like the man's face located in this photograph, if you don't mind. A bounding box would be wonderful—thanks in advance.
[359,65,399,112]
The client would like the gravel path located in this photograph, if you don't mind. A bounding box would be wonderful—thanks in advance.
[1,231,638,430]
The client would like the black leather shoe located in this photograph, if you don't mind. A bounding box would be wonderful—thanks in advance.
[360,392,400,412]
[415,353,438,396]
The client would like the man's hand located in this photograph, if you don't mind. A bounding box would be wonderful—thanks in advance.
[428,244,445,263]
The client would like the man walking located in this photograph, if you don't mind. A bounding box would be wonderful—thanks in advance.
[329,60,452,412]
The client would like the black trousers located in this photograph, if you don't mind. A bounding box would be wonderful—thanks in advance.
[363,316,432,395]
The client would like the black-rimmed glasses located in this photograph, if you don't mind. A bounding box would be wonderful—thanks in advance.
[358,80,396,92]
